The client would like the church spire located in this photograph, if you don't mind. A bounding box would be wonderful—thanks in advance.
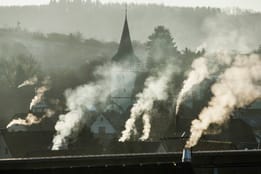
[125,3,127,19]
[112,5,135,62]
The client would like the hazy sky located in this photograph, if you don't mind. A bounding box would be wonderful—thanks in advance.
[0,0,260,12]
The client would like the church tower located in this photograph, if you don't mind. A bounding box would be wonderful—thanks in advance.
[110,6,143,111]
[112,7,138,63]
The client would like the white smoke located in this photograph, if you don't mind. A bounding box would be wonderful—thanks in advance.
[30,77,51,110]
[6,76,54,128]
[186,54,261,148]
[176,57,209,115]
[175,52,234,115]
[7,113,41,128]
[6,109,55,128]
[139,113,151,141]
[18,76,38,88]
[199,14,260,54]
[119,64,178,142]
[51,75,110,150]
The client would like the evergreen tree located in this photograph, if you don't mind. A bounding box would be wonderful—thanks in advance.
[180,47,205,73]
[15,65,26,87]
[0,55,41,88]
[146,25,179,68]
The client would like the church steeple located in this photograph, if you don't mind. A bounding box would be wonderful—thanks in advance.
[112,5,135,62]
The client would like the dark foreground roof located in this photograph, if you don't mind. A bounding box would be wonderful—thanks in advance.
[1,150,261,173]
[1,130,54,157]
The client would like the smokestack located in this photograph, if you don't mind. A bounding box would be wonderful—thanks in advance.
[182,148,192,163]
[176,148,194,174]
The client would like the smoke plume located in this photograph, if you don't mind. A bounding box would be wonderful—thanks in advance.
[51,71,110,150]
[176,57,209,114]
[176,52,234,115]
[186,54,261,148]
[6,76,54,128]
[6,113,42,128]
[139,113,151,141]
[6,109,55,128]
[18,76,38,88]
[119,64,177,142]
[30,77,51,110]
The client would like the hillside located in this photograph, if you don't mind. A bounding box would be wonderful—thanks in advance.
[0,2,260,51]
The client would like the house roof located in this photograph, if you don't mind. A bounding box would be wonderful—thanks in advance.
[238,109,261,129]
[248,100,261,109]
[204,119,257,146]
[162,139,237,152]
[1,129,54,157]
[165,118,257,150]
[1,128,164,157]
[107,141,164,154]
[102,110,127,133]
[0,128,105,157]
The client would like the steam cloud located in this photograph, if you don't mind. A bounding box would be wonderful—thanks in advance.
[186,54,261,148]
[51,68,111,150]
[119,64,177,142]
[18,76,38,88]
[176,52,234,115]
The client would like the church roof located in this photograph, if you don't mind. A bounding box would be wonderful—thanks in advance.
[112,10,138,62]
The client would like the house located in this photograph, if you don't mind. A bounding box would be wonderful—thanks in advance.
[90,114,116,138]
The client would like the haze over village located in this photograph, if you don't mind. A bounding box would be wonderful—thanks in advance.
[0,0,260,158]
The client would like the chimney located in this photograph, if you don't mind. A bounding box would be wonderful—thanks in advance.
[182,148,192,162]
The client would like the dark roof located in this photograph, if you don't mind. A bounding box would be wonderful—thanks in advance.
[238,109,261,129]
[1,129,104,157]
[107,141,164,154]
[1,130,54,157]
[103,111,125,133]
[162,139,237,152]
[204,119,257,146]
[165,118,257,150]
[100,99,131,133]
[112,13,139,63]
[1,128,163,157]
